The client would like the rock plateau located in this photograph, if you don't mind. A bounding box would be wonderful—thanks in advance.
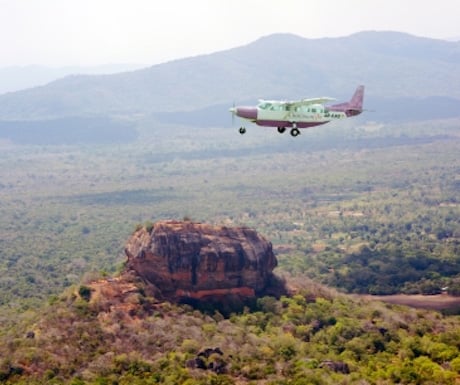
[124,220,284,309]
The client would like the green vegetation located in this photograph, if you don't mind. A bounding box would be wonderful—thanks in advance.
[0,119,459,382]
[1,279,459,384]
[0,121,459,316]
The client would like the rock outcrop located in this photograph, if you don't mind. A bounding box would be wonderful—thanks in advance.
[124,220,284,308]
[186,348,228,374]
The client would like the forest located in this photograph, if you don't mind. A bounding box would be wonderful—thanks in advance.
[1,118,458,312]
[0,117,459,383]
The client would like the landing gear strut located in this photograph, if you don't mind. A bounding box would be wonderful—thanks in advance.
[290,123,300,137]
[239,127,246,135]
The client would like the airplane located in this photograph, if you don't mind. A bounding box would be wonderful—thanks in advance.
[229,85,364,137]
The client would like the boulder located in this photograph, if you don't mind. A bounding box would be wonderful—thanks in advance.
[319,360,350,374]
[186,347,227,374]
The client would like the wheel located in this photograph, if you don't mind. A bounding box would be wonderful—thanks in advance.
[290,128,300,137]
[277,126,286,134]
[239,127,246,135]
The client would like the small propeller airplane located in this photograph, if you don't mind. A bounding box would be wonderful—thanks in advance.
[229,85,364,137]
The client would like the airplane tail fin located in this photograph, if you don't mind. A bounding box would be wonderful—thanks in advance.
[330,85,364,116]
[349,85,364,112]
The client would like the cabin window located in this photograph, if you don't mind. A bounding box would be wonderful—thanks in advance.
[259,103,270,110]
[311,108,316,113]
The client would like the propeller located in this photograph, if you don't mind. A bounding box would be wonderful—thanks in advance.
[229,102,237,126]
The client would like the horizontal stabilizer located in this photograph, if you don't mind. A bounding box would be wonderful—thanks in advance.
[330,85,365,116]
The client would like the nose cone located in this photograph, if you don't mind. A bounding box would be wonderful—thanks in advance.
[234,106,257,120]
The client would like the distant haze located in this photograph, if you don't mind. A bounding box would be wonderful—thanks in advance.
[0,0,459,68]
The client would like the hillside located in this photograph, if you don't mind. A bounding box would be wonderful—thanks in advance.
[1,217,459,383]
[0,64,145,95]
[0,31,459,122]
[1,271,460,384]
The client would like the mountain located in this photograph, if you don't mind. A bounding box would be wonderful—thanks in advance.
[0,31,459,143]
[0,64,145,95]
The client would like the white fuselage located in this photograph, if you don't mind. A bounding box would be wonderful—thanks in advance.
[256,101,346,127]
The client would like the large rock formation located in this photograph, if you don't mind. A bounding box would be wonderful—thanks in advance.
[124,220,284,308]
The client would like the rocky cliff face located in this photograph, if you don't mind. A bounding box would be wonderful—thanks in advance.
[124,220,283,306]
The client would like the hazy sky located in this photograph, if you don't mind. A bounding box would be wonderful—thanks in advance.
[1,0,459,67]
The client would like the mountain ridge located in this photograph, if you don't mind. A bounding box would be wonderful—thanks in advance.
[0,31,459,122]
[0,64,145,95]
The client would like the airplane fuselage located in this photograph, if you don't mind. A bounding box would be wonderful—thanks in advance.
[231,86,364,137]
[252,101,347,128]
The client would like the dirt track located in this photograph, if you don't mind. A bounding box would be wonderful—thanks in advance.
[357,294,460,311]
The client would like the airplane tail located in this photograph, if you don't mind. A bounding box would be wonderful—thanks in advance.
[330,85,364,117]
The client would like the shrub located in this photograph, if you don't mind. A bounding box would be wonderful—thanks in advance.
[78,285,93,302]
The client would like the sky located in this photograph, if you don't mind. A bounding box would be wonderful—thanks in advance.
[0,0,459,68]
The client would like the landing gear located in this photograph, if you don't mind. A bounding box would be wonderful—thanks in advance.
[290,123,300,137]
[277,126,286,134]
[239,126,246,135]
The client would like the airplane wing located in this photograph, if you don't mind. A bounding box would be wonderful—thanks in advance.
[258,97,336,109]
[289,97,336,106]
